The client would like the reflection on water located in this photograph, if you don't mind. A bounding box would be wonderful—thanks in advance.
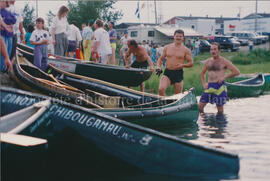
[191,95,270,181]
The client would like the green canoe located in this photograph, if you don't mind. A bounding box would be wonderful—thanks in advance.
[226,73,265,98]
[227,73,270,93]
[11,54,199,129]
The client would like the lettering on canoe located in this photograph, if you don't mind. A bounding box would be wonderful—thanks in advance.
[2,93,36,106]
[48,60,76,73]
[2,93,153,146]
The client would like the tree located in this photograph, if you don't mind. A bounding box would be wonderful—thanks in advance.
[67,1,122,28]
[46,10,56,27]
[22,3,35,29]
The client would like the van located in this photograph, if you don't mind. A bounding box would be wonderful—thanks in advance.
[227,31,262,45]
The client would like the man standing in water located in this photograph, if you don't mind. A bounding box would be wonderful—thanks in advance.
[125,39,154,92]
[156,29,193,96]
[199,42,240,115]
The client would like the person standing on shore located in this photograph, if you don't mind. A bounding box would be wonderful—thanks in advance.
[156,29,193,96]
[199,42,240,115]
[67,21,82,58]
[82,20,94,61]
[108,21,117,65]
[92,19,112,64]
[51,5,69,56]
[30,18,49,72]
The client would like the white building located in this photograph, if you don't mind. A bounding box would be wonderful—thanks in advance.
[224,13,270,34]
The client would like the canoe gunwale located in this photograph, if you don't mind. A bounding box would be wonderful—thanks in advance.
[226,73,265,87]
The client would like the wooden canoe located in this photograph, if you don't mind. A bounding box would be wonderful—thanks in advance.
[226,73,265,98]
[1,86,240,179]
[11,53,199,128]
[17,43,152,87]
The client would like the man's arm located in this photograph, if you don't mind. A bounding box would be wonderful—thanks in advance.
[19,21,25,43]
[221,59,240,81]
[0,37,12,72]
[181,48,194,68]
[144,51,154,71]
[200,61,208,90]
[124,49,131,68]
[156,46,167,69]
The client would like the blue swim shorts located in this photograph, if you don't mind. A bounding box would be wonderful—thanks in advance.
[200,82,227,106]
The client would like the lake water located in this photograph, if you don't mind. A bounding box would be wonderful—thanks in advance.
[166,95,270,181]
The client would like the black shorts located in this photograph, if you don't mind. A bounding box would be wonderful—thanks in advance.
[131,61,148,69]
[164,69,184,84]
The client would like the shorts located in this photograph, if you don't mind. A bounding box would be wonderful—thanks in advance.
[163,69,183,84]
[110,43,116,50]
[200,82,227,106]
[68,40,76,52]
[131,61,148,69]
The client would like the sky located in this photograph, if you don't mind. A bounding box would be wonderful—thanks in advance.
[14,1,270,24]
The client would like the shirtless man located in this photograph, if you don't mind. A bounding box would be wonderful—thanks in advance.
[156,29,193,96]
[199,42,240,115]
[125,39,154,92]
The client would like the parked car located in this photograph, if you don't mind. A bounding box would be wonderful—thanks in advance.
[199,40,211,53]
[255,32,269,43]
[227,31,262,45]
[208,35,240,52]
[230,36,248,46]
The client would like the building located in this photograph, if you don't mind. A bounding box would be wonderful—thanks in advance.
[163,15,238,35]
[224,13,270,35]
[126,24,202,45]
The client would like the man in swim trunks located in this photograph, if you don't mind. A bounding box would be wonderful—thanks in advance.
[199,42,240,115]
[156,29,193,96]
[125,39,154,92]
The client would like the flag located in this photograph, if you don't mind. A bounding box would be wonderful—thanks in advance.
[135,2,140,15]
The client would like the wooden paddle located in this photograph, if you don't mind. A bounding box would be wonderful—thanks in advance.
[0,133,47,147]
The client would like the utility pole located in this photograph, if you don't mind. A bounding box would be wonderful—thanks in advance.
[255,0,258,32]
[154,0,158,25]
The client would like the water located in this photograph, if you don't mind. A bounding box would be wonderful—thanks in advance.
[178,95,270,181]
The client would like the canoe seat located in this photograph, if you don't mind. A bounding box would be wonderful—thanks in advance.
[85,89,120,108]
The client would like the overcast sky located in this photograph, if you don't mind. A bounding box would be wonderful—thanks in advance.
[14,1,270,24]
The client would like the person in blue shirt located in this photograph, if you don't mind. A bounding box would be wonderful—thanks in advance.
[25,24,35,48]
[0,1,16,72]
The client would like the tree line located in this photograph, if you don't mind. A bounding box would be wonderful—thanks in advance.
[22,0,122,30]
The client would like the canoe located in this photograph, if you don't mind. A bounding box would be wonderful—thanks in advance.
[46,63,200,127]
[11,54,199,128]
[227,73,270,93]
[17,43,152,87]
[226,73,265,98]
[1,100,50,180]
[1,86,240,178]
[47,63,159,105]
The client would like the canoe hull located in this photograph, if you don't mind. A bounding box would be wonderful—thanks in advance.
[1,87,240,178]
[226,74,265,98]
[17,43,152,87]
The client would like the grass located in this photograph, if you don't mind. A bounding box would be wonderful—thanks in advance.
[136,49,270,96]
[115,47,270,96]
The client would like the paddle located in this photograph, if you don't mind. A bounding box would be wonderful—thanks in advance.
[0,133,47,147]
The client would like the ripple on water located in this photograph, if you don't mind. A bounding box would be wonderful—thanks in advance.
[189,95,270,180]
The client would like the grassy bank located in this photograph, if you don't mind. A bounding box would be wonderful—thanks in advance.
[137,49,270,96]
